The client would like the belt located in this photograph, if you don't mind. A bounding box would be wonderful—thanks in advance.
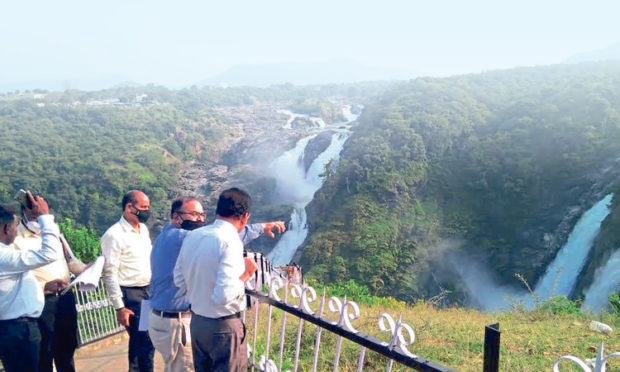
[120,285,150,290]
[217,312,241,320]
[191,310,242,321]
[152,309,192,318]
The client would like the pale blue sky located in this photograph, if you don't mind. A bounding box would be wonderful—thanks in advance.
[1,0,619,90]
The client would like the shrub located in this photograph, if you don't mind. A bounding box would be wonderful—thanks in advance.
[538,296,582,315]
[307,278,405,309]
[59,218,101,263]
[609,292,620,315]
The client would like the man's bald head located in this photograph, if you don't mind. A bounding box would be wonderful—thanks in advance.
[122,190,148,210]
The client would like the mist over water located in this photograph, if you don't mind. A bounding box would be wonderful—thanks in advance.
[267,106,359,266]
[448,252,524,312]
[451,194,615,312]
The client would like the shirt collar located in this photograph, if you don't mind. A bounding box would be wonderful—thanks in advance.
[213,219,240,235]
[119,216,141,233]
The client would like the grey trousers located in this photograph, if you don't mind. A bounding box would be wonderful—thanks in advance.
[190,312,247,372]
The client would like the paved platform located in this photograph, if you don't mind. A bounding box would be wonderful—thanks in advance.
[75,333,164,372]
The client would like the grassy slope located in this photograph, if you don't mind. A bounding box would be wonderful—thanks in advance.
[246,299,620,371]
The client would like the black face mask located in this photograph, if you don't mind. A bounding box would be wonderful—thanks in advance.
[181,219,206,231]
[135,209,151,223]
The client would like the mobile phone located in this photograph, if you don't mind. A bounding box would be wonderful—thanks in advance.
[13,189,31,208]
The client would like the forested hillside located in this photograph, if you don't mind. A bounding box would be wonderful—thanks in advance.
[0,83,383,233]
[302,62,620,303]
[0,101,225,230]
[4,63,620,306]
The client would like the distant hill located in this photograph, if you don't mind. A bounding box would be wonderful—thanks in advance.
[197,60,419,87]
[565,42,620,63]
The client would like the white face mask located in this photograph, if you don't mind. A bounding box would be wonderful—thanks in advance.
[25,220,41,235]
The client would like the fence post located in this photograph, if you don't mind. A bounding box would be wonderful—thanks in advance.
[260,254,265,287]
[483,323,500,372]
[244,251,252,309]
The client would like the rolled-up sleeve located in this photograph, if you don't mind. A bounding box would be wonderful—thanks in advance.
[101,232,124,309]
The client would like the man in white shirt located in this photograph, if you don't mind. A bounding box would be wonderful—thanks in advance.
[149,197,285,372]
[0,193,62,372]
[174,188,258,372]
[12,203,87,372]
[101,190,155,372]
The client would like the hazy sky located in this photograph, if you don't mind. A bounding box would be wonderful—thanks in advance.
[1,0,619,89]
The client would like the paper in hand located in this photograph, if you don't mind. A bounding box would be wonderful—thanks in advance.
[61,256,105,295]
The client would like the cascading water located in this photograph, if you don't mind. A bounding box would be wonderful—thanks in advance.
[276,109,326,129]
[582,246,620,311]
[453,193,614,312]
[270,107,618,311]
[267,106,359,266]
[534,194,613,299]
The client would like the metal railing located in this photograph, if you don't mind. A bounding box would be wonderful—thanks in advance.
[68,254,502,370]
[66,255,620,371]
[73,278,124,346]
[243,255,501,372]
[553,342,620,372]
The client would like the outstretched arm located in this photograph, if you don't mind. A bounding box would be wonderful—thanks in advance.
[238,221,286,244]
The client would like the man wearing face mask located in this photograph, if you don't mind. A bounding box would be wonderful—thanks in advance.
[101,190,155,372]
[12,200,87,372]
[148,197,285,372]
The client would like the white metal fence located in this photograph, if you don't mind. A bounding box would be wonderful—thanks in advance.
[69,255,500,371]
[73,279,124,346]
[243,253,476,372]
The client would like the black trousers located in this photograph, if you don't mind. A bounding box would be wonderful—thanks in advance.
[121,285,155,372]
[0,317,41,372]
[37,291,78,372]
[190,312,247,372]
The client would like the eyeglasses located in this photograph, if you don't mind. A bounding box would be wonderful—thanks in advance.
[177,211,206,218]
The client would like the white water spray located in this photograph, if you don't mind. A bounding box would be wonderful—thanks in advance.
[534,194,613,299]
[582,246,620,311]
[267,106,359,266]
[453,194,614,312]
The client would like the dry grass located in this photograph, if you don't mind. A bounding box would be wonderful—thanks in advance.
[245,299,620,371]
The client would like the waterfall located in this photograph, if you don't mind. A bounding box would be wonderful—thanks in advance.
[266,106,359,266]
[266,208,308,266]
[277,109,326,129]
[453,193,614,312]
[534,194,613,299]
[582,246,620,311]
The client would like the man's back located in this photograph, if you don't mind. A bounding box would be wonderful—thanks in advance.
[175,219,245,318]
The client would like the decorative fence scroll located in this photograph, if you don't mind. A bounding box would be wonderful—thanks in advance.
[69,254,503,371]
[553,342,620,372]
[243,257,482,372]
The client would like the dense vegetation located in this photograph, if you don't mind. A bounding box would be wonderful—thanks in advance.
[0,83,382,233]
[3,63,620,307]
[0,99,226,232]
[303,62,620,303]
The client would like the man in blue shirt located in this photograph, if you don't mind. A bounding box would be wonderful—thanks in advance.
[148,197,285,372]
